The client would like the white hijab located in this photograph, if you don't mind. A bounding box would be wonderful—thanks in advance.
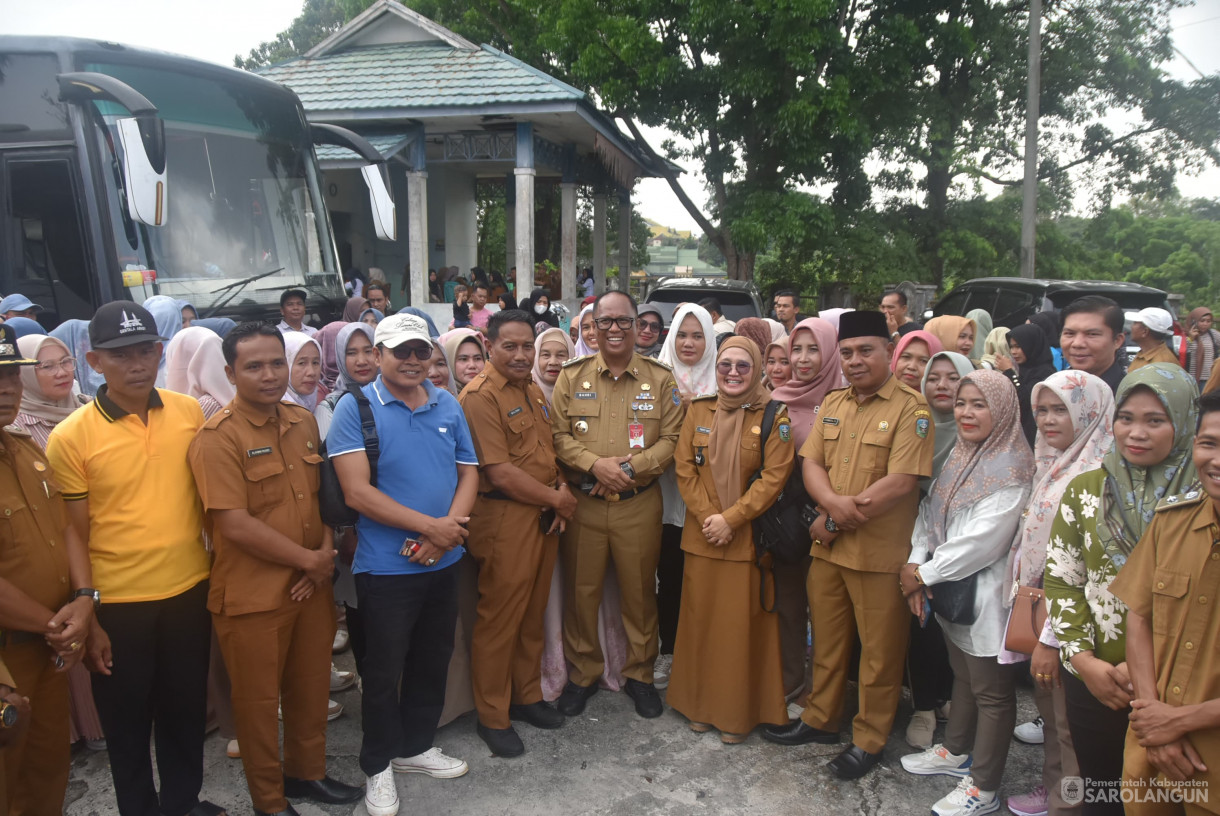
[658,303,718,396]
[283,332,322,411]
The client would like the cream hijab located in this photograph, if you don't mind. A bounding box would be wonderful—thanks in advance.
[658,304,718,396]
[165,327,236,406]
[532,327,575,407]
[16,335,84,424]
[283,333,323,411]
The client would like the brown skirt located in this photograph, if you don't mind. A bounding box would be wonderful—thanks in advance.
[668,553,787,735]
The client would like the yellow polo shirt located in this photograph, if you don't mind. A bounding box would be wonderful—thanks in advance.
[46,387,210,603]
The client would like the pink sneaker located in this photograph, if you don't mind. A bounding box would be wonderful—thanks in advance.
[1006,786,1048,816]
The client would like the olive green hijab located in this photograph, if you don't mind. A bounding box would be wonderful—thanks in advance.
[1100,362,1200,562]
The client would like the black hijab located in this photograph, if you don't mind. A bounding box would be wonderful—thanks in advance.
[1027,311,1061,350]
[1009,322,1058,446]
[522,287,559,327]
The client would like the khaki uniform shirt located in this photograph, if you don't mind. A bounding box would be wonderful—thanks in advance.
[1110,491,1220,781]
[459,365,558,497]
[1128,344,1180,373]
[188,400,326,617]
[674,397,794,562]
[0,429,70,616]
[799,375,934,573]
[551,352,682,485]
[0,656,13,689]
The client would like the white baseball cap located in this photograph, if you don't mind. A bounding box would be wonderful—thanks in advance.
[374,313,432,349]
[1133,307,1173,335]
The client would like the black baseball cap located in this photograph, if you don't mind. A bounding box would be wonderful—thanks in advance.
[0,323,37,366]
[89,301,166,350]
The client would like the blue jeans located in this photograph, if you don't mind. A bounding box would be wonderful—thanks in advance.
[355,563,459,776]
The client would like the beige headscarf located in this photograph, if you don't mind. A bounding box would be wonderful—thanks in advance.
[709,337,771,510]
[16,335,84,424]
[924,315,977,359]
[532,327,575,407]
[165,326,236,406]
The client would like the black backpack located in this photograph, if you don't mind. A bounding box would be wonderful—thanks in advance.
[318,387,380,528]
[747,400,815,611]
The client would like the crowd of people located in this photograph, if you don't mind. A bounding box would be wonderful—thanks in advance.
[1,283,1220,816]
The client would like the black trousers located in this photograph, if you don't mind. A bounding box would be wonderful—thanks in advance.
[1063,670,1129,816]
[344,602,368,678]
[355,565,458,776]
[907,614,954,711]
[657,523,685,655]
[92,580,211,816]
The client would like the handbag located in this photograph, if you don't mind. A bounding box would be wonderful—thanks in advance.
[748,400,815,611]
[1003,584,1048,654]
[927,573,979,625]
[319,387,380,528]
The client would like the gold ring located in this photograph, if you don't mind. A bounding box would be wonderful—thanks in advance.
[427,558,436,566]
[69,641,81,652]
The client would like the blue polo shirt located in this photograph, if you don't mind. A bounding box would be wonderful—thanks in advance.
[328,376,478,575]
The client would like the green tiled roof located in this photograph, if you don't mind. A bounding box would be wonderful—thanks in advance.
[260,43,586,112]
[313,131,413,162]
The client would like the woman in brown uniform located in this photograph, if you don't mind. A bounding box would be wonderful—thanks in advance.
[669,337,794,742]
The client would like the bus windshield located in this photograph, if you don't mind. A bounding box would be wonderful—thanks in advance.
[86,60,342,317]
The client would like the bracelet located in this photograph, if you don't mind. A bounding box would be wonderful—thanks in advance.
[913,566,925,586]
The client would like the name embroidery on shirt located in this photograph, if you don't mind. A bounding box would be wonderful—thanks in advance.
[246,447,273,458]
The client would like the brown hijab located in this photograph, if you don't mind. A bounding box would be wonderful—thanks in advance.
[709,337,771,510]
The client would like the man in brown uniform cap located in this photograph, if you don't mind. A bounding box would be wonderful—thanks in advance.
[188,323,360,816]
[764,310,933,780]
[550,291,683,719]
[459,310,577,757]
[0,321,98,816]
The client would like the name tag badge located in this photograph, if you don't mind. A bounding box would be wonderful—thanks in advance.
[246,446,273,458]
[628,422,646,449]
[575,391,597,400]
[822,417,839,425]
[696,426,712,434]
[635,393,654,401]
[508,407,523,418]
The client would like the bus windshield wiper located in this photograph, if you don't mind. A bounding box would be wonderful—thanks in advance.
[204,267,284,317]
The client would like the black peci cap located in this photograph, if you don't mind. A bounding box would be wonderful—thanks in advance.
[0,323,37,366]
[89,301,166,350]
[837,310,890,342]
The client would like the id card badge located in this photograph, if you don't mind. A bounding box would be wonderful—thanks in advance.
[628,422,646,449]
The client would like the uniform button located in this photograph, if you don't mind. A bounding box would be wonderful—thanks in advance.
[850,433,856,438]
[611,413,616,418]
[857,407,864,413]
[1212,553,1219,561]
[3,509,9,516]
[60,577,67,584]
[297,493,304,500]
[32,505,37,511]
[1200,596,1208,605]
[1173,685,1182,695]
[843,457,849,463]
[304,523,310,529]
[1186,641,1194,650]
[288,465,294,471]
[1157,581,1165,589]
[49,541,55,547]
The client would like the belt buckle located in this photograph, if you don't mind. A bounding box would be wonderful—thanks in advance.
[606,491,621,502]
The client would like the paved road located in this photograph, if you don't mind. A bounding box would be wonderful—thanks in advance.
[65,652,1048,816]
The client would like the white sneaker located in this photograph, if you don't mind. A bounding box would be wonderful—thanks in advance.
[391,747,469,778]
[331,664,357,692]
[900,744,973,778]
[932,776,999,816]
[333,628,350,654]
[327,699,343,721]
[1013,716,1044,744]
[653,654,672,690]
[225,739,240,759]
[364,767,399,816]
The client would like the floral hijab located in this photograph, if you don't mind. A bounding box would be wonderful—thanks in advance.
[1006,369,1115,590]
[1099,363,1199,562]
[925,370,1034,554]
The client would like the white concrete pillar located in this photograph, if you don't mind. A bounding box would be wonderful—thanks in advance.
[443,169,477,276]
[560,181,577,305]
[593,192,607,295]
[514,123,535,298]
[407,169,428,308]
[617,191,632,293]
[505,199,515,285]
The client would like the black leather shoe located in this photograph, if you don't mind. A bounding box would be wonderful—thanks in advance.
[827,744,883,780]
[556,681,599,716]
[282,775,363,804]
[624,679,663,719]
[477,722,525,757]
[510,700,565,729]
[761,719,841,746]
[254,806,300,816]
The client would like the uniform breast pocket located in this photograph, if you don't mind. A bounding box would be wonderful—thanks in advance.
[861,429,893,472]
[0,499,29,564]
[741,432,762,471]
[1151,568,1190,636]
[301,452,325,493]
[244,458,287,514]
[570,404,602,441]
[507,413,539,457]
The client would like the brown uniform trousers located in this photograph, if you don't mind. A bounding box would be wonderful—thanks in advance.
[460,367,561,728]
[798,376,934,754]
[551,353,682,686]
[188,400,332,814]
[1111,492,1220,816]
[0,429,72,816]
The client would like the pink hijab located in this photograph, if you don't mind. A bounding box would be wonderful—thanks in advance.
[770,317,842,449]
[890,330,944,375]
[165,327,236,407]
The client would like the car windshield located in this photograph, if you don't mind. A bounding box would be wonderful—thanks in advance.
[645,288,759,325]
[86,60,342,316]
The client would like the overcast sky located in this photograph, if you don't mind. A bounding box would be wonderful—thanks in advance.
[4,0,1218,234]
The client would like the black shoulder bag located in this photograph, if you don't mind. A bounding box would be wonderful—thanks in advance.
[747,400,815,611]
[319,388,380,528]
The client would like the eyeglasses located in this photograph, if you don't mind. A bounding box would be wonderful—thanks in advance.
[716,361,753,374]
[385,344,432,361]
[593,317,635,331]
[637,320,662,332]
[35,357,76,373]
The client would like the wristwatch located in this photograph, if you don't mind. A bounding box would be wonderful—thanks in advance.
[823,515,838,533]
[619,461,636,480]
[73,588,100,610]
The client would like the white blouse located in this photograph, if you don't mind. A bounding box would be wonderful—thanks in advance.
[908,485,1028,657]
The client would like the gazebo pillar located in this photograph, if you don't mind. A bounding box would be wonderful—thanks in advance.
[406,132,428,308]
[593,191,607,295]
[617,188,632,293]
[560,144,577,306]
[504,172,515,285]
[514,122,535,298]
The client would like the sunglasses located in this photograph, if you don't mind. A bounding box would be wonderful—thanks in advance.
[637,320,662,332]
[716,360,753,374]
[385,343,432,361]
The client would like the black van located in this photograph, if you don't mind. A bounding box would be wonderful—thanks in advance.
[931,277,1170,329]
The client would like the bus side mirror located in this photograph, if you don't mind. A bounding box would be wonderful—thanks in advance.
[57,72,167,227]
[310,123,397,242]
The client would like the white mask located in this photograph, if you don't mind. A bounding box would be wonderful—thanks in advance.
[534,303,547,315]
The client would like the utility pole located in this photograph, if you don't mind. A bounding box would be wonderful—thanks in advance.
[1019,0,1041,279]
